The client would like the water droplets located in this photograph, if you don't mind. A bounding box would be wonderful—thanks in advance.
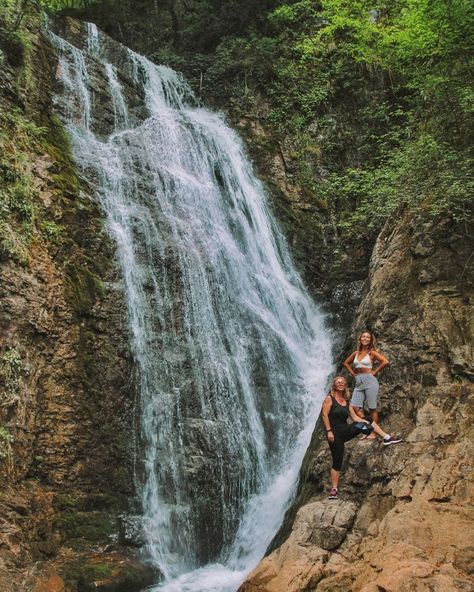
[49,20,333,591]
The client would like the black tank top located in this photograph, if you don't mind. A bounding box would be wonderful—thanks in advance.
[328,396,349,428]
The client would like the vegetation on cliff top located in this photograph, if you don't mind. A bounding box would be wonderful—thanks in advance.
[67,0,473,242]
[2,1,472,270]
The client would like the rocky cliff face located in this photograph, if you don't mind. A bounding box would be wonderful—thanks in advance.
[239,213,474,591]
[229,105,368,336]
[1,7,473,592]
[0,9,154,592]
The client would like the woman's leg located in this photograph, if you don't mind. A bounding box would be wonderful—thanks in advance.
[366,375,379,425]
[350,376,366,419]
[328,437,345,494]
[370,421,388,438]
[328,424,360,487]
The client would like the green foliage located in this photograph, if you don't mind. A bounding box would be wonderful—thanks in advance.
[39,0,94,10]
[0,427,14,460]
[0,427,14,444]
[202,35,278,98]
[0,109,45,263]
[332,134,474,233]
[317,0,474,132]
[0,0,96,35]
[264,0,474,230]
[0,348,22,385]
[39,219,64,241]
[0,0,19,25]
[0,2,35,71]
[0,347,23,410]
[270,0,323,25]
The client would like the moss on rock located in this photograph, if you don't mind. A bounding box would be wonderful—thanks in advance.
[60,553,157,592]
[55,509,116,547]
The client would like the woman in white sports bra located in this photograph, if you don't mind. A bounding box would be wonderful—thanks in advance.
[343,331,389,432]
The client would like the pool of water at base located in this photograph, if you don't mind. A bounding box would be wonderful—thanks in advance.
[143,563,249,592]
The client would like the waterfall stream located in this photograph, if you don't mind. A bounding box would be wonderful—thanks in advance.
[49,21,333,592]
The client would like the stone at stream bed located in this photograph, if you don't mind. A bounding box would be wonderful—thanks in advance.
[56,552,159,592]
[239,500,358,592]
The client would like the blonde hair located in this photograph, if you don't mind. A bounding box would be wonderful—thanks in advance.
[357,330,376,353]
[329,375,350,400]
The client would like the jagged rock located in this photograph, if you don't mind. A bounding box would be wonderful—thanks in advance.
[240,214,474,591]
[297,500,358,551]
[35,570,66,592]
[0,9,139,592]
[239,500,357,592]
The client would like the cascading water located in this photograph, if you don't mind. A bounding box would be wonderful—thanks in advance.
[49,20,333,591]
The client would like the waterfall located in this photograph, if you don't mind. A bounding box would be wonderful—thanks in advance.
[49,20,333,592]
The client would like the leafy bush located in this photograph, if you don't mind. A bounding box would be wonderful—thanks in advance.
[264,0,474,229]
[0,347,23,410]
[0,427,14,460]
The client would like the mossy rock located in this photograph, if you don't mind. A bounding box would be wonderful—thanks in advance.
[54,508,116,547]
[61,554,158,592]
[44,114,83,200]
[65,263,106,316]
[53,492,80,512]
[0,26,25,68]
[53,492,125,512]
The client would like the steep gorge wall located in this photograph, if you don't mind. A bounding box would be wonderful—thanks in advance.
[0,10,149,592]
[0,5,472,592]
[240,214,474,591]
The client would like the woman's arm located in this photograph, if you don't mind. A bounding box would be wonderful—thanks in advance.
[343,351,357,377]
[371,350,389,376]
[349,403,368,423]
[321,395,335,442]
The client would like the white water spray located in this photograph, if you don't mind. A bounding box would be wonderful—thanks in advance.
[49,21,333,591]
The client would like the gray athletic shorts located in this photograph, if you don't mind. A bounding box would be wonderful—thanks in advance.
[351,374,379,410]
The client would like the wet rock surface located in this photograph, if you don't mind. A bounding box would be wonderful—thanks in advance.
[2,8,473,592]
[52,18,149,138]
[33,552,158,592]
[240,213,474,591]
[231,111,370,332]
[50,551,157,592]
[0,11,143,592]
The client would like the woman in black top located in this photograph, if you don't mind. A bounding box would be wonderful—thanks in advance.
[321,376,401,499]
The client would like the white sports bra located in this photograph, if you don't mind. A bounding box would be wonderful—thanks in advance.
[353,352,373,369]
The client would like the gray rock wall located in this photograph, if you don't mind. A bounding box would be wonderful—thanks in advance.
[0,11,146,592]
[240,212,474,591]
